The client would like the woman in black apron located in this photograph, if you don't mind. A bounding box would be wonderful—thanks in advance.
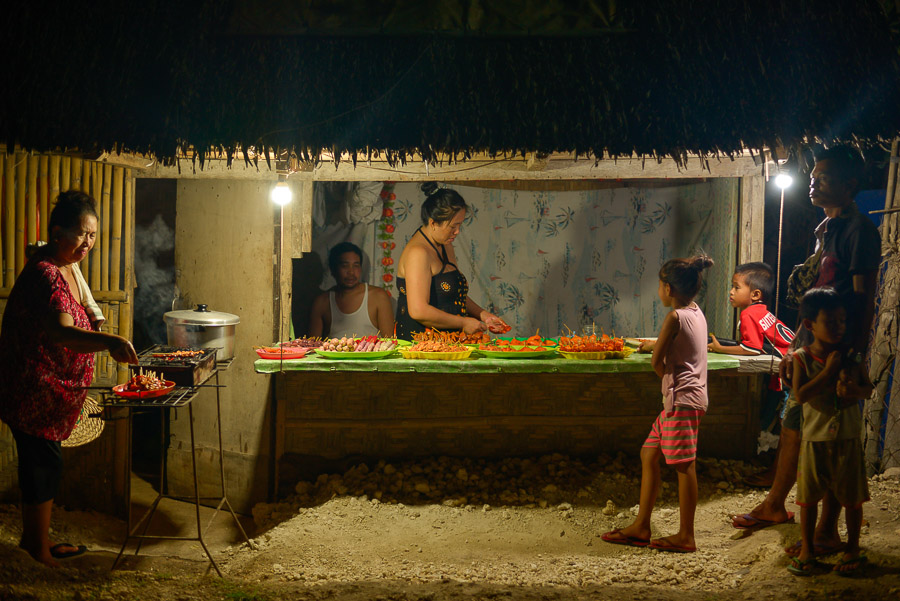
[395,183,505,340]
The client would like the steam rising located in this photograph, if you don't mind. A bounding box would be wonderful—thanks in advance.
[134,214,175,345]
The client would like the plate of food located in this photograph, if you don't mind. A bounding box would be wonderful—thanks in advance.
[316,349,399,360]
[559,347,636,360]
[624,337,656,348]
[113,371,176,399]
[398,341,473,360]
[255,346,310,360]
[314,336,401,359]
[277,336,324,351]
[476,344,558,359]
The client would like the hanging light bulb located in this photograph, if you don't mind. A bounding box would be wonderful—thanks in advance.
[270,180,292,205]
[774,173,793,189]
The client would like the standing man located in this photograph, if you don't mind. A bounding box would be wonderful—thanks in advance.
[309,242,395,338]
[732,146,880,557]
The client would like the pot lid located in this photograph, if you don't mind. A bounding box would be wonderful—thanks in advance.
[164,304,240,326]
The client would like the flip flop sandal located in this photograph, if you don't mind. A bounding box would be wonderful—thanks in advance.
[784,540,846,557]
[649,538,696,553]
[732,512,795,530]
[49,543,87,559]
[601,529,650,548]
[787,556,823,576]
[833,554,868,577]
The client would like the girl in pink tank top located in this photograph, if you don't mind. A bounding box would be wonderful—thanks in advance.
[602,254,714,554]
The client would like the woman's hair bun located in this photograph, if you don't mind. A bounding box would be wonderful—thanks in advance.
[421,182,439,197]
[691,253,715,272]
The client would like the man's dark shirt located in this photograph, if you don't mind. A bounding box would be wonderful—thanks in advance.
[814,203,881,303]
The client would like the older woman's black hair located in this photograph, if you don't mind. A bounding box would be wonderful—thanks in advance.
[327,241,364,277]
[420,182,468,225]
[49,190,98,236]
[659,253,715,300]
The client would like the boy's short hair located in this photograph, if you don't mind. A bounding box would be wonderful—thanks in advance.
[734,262,775,304]
[799,287,844,321]
[328,242,363,276]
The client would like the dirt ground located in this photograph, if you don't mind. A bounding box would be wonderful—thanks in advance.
[0,453,899,601]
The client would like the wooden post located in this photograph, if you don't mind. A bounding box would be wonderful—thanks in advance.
[26,155,38,246]
[90,162,101,290]
[101,163,112,290]
[39,155,49,242]
[47,155,60,242]
[110,167,123,291]
[15,154,27,276]
[738,175,765,264]
[737,175,765,338]
[3,153,14,286]
[117,171,135,384]
[866,138,900,471]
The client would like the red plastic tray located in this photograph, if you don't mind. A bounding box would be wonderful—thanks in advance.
[112,381,176,399]
[255,348,309,360]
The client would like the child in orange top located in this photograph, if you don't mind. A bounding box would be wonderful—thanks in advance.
[602,254,714,553]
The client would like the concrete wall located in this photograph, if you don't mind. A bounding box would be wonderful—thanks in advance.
[167,180,277,513]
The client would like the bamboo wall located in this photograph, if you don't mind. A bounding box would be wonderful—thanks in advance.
[0,150,135,505]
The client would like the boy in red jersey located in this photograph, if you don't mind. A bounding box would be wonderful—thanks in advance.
[709,262,795,432]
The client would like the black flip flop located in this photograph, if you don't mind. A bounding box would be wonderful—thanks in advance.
[50,543,87,559]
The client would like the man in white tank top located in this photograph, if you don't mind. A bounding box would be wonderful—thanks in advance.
[308,242,394,338]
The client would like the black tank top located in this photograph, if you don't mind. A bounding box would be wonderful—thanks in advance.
[395,227,468,340]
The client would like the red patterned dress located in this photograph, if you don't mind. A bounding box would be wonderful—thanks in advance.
[0,256,95,441]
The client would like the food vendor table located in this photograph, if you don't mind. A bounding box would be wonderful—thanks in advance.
[96,366,250,576]
[255,353,771,497]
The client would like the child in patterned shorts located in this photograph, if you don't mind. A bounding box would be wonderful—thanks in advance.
[788,287,872,576]
[601,254,714,553]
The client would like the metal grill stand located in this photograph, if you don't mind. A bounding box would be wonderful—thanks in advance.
[99,362,249,576]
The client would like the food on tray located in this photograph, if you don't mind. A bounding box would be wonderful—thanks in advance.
[412,329,490,345]
[257,345,306,354]
[558,333,626,353]
[477,344,548,352]
[408,341,468,353]
[124,369,169,392]
[321,336,398,353]
[150,349,205,360]
[279,337,323,349]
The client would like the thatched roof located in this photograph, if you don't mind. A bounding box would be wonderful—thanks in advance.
[4,1,900,167]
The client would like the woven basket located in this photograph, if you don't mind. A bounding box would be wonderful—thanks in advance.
[62,396,104,447]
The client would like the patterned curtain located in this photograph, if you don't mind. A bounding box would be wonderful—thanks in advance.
[312,180,738,338]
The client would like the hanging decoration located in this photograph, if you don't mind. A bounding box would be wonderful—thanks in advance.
[378,182,397,292]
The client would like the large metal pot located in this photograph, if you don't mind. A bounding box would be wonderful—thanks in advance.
[163,304,240,361]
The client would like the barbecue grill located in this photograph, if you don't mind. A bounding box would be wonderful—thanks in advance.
[133,345,218,386]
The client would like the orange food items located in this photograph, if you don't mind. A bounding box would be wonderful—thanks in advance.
[558,333,625,353]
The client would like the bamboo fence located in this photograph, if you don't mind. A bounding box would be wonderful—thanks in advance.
[865,138,900,473]
[0,150,136,386]
[1,151,136,506]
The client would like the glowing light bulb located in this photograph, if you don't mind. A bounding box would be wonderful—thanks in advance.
[270,181,292,205]
[774,173,793,190]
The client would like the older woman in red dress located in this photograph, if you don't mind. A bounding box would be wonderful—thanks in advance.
[0,190,138,567]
